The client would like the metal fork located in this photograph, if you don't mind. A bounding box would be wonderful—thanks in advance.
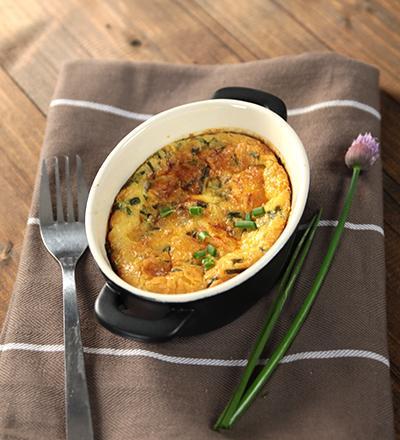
[39,155,94,440]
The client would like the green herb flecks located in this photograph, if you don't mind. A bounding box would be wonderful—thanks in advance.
[207,244,217,257]
[249,152,260,159]
[225,268,247,274]
[146,160,155,173]
[252,206,265,217]
[129,197,141,205]
[234,220,257,230]
[197,137,210,146]
[198,231,210,241]
[159,207,174,218]
[202,256,215,270]
[227,211,242,219]
[193,249,207,259]
[189,206,204,216]
[196,200,208,208]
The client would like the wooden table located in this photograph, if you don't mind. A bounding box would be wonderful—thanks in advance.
[0,0,399,435]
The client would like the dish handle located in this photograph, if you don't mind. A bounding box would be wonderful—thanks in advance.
[212,87,287,121]
[94,283,194,342]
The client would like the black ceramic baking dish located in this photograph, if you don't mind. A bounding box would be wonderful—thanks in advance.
[86,88,309,342]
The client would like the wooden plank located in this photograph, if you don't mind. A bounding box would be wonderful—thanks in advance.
[381,92,400,185]
[274,0,400,98]
[176,0,257,62]
[195,0,325,56]
[0,0,251,112]
[0,67,45,324]
[270,0,400,188]
[0,0,89,113]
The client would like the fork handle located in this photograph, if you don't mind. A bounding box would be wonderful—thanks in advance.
[62,260,94,440]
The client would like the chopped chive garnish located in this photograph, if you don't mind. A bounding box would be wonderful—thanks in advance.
[126,207,132,215]
[227,211,242,219]
[252,206,265,217]
[129,197,141,205]
[235,220,257,230]
[113,201,124,211]
[189,206,204,216]
[207,244,217,257]
[160,207,174,218]
[225,268,247,274]
[140,209,149,217]
[147,161,154,173]
[202,256,215,270]
[207,276,218,287]
[245,212,251,221]
[198,231,210,241]
[197,137,209,146]
[193,249,207,259]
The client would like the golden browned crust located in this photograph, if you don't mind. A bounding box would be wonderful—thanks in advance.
[106,131,291,294]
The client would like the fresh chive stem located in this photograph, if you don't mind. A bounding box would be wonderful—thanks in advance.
[214,209,321,430]
[235,220,257,230]
[225,166,361,429]
[245,212,251,221]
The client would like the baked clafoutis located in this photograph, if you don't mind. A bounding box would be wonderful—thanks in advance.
[106,131,291,294]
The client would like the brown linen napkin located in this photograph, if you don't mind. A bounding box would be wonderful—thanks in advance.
[0,52,394,440]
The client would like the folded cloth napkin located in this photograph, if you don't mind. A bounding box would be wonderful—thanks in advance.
[0,52,394,440]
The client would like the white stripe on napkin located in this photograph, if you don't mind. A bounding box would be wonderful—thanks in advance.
[27,217,40,225]
[0,343,389,368]
[27,216,384,236]
[50,98,381,121]
[50,99,153,121]
[286,99,381,120]
[298,220,384,236]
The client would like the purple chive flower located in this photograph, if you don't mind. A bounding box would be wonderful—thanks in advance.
[345,132,380,171]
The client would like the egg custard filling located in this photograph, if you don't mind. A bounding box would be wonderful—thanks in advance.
[106,131,291,294]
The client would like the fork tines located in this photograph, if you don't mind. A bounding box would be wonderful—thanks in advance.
[39,155,88,225]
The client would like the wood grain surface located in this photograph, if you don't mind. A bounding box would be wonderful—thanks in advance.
[0,0,399,435]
